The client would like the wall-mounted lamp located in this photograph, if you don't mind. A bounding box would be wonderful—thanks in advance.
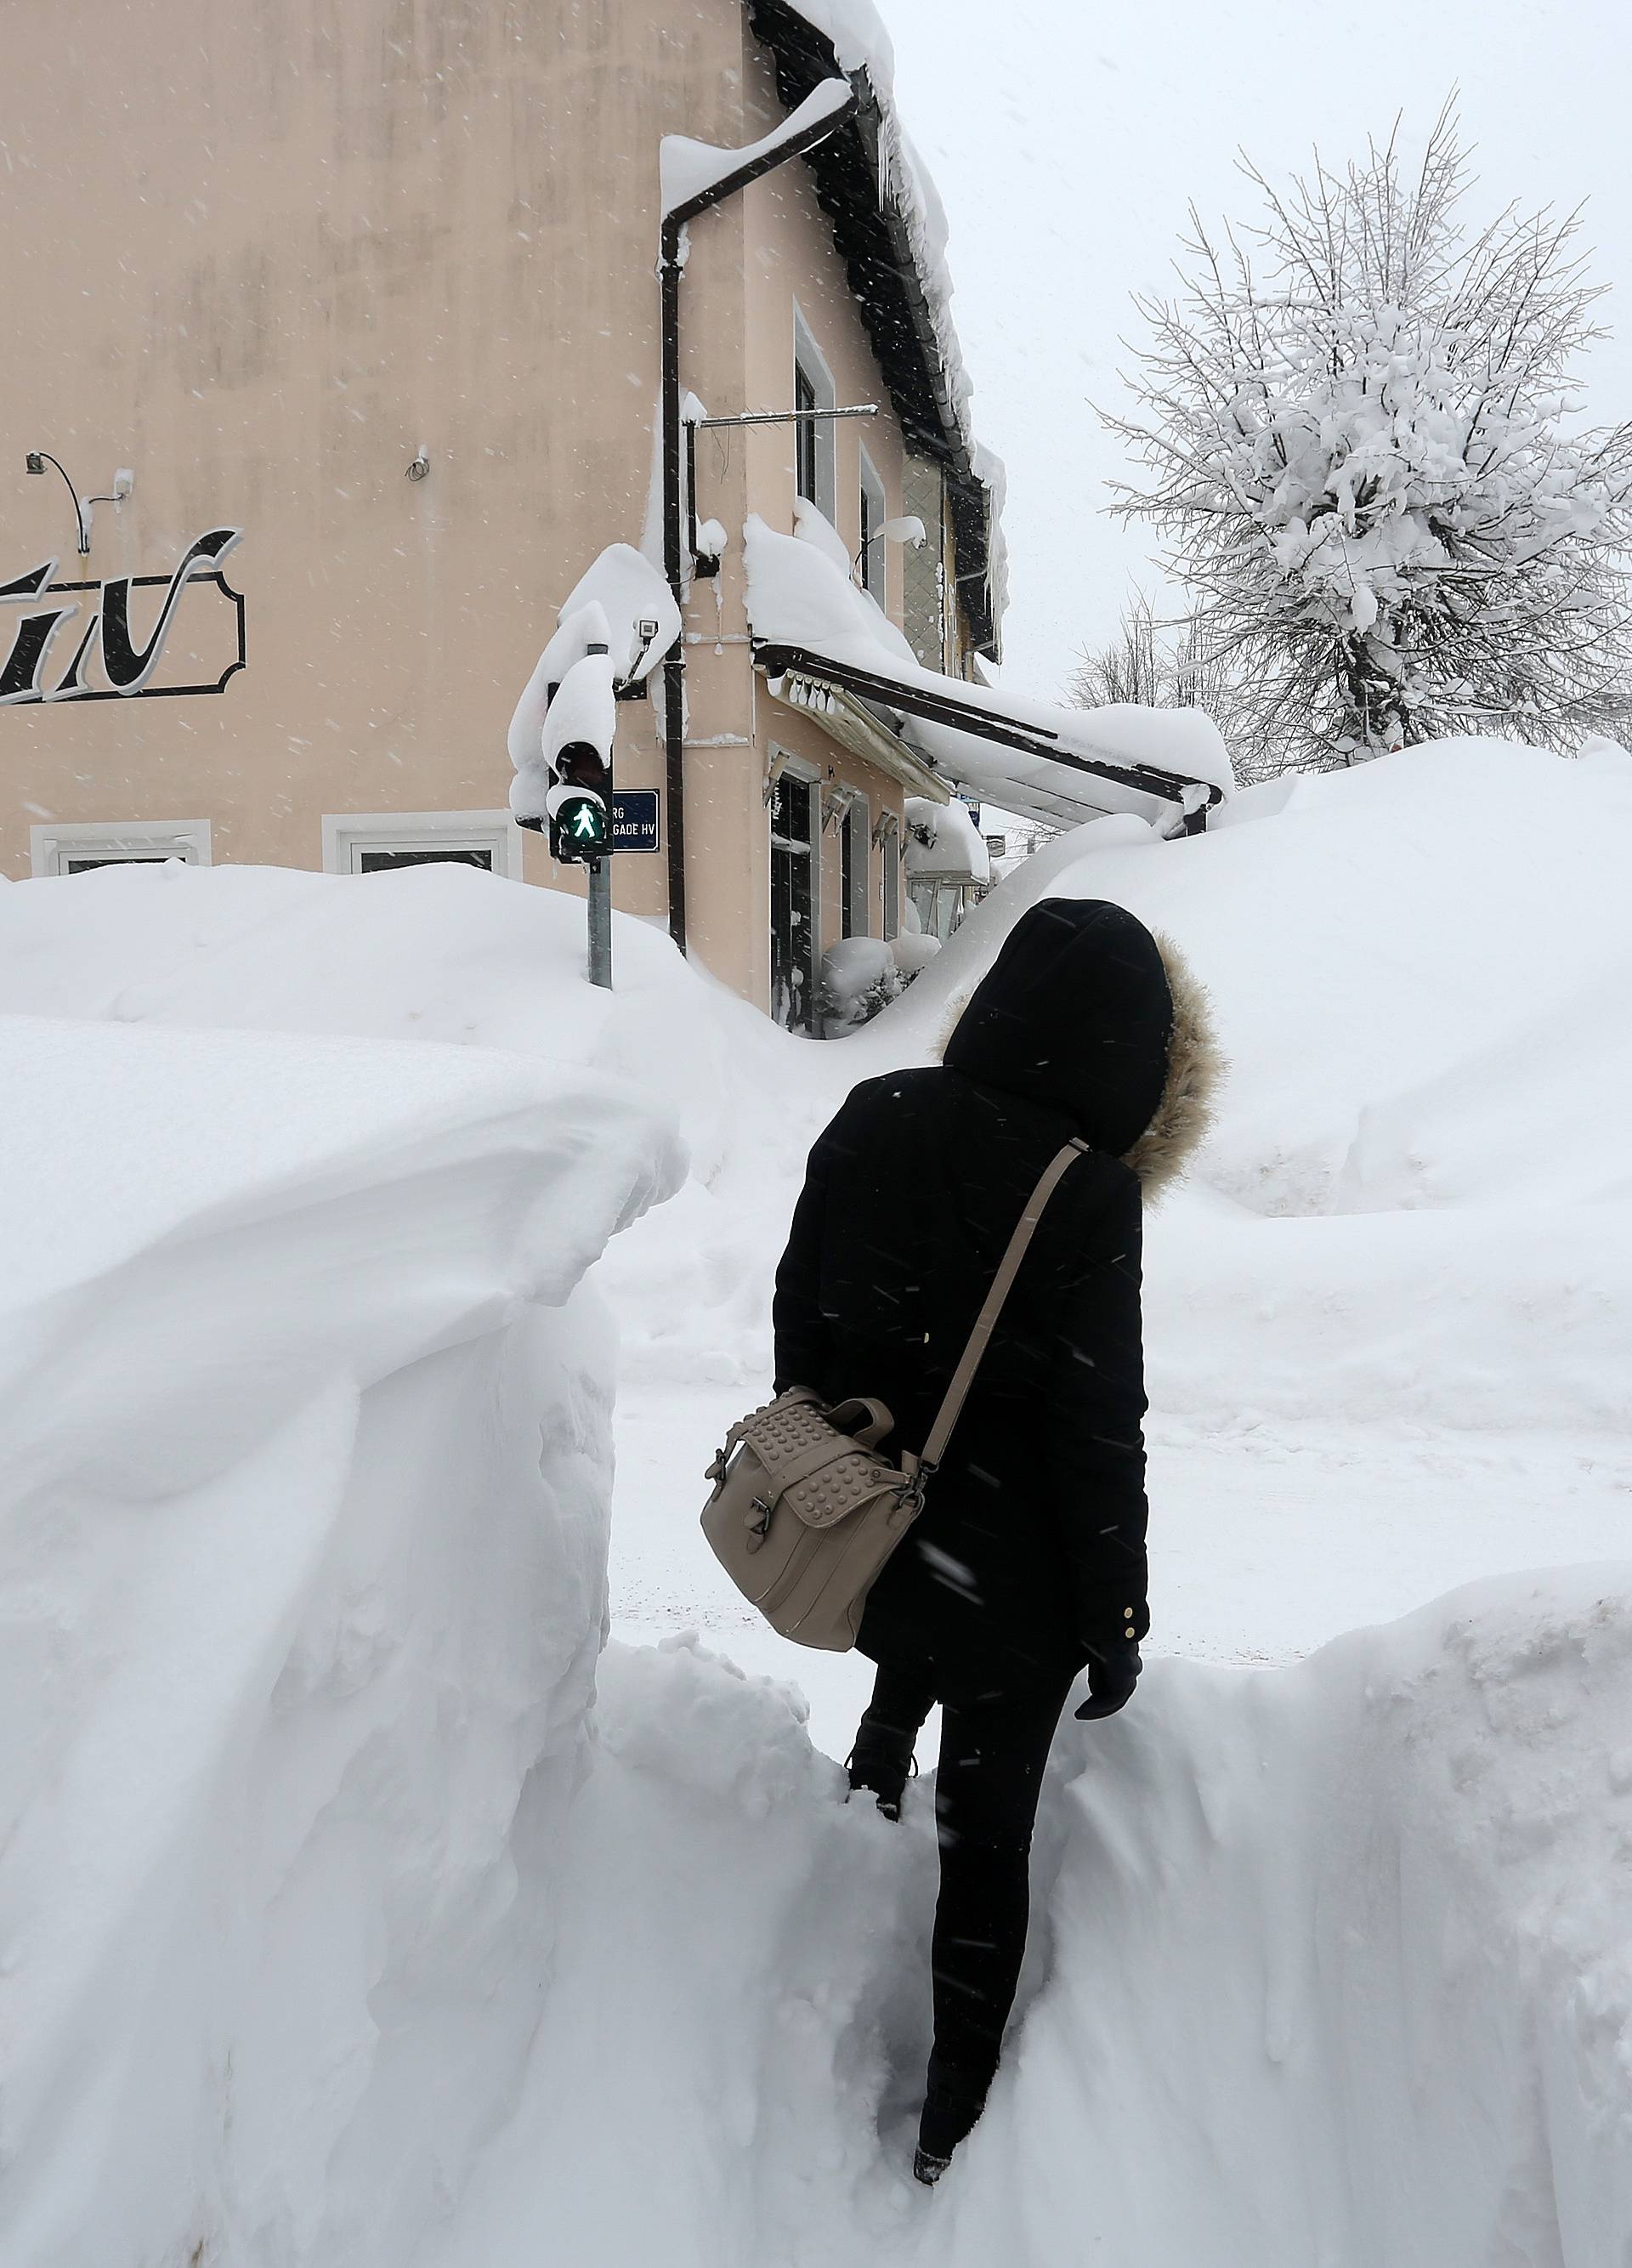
[26,453,133,555]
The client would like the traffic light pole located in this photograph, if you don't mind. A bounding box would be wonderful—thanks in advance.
[586,857,612,990]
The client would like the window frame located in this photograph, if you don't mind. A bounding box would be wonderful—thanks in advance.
[320,809,525,880]
[768,750,822,1034]
[877,810,901,941]
[839,791,870,940]
[791,305,837,523]
[858,445,887,601]
[31,817,212,876]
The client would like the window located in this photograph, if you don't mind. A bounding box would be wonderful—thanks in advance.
[908,876,981,943]
[31,818,212,876]
[792,307,836,521]
[878,813,901,941]
[356,848,493,874]
[840,795,869,938]
[858,449,887,598]
[795,362,818,507]
[901,455,945,668]
[321,810,524,879]
[769,760,819,1034]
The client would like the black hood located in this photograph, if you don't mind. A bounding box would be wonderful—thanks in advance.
[943,899,1175,1156]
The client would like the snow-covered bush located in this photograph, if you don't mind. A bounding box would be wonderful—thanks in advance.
[818,934,904,1035]
[1106,106,1632,772]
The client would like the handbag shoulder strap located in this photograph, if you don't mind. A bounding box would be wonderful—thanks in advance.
[910,1138,1091,1483]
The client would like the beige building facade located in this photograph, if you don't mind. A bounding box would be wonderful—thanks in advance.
[1,0,1000,1028]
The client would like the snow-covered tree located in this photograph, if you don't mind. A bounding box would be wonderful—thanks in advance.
[1104,106,1632,770]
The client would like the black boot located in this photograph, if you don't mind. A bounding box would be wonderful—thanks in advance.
[844,1721,918,1822]
[912,2058,989,2186]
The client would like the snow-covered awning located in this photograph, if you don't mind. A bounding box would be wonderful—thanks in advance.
[744,515,1234,834]
[768,667,949,803]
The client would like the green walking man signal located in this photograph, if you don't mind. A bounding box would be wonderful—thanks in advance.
[550,791,609,862]
[546,746,610,865]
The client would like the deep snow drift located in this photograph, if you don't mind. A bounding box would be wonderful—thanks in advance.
[3,737,1630,2263]
[0,1014,679,2266]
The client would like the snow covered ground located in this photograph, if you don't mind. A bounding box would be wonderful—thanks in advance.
[3,737,1629,2261]
[0,1012,681,2266]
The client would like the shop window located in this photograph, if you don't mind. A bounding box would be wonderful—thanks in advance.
[31,819,212,876]
[321,811,524,879]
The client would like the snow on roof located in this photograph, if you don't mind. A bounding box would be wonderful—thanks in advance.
[660,77,853,218]
[781,0,894,79]
[756,0,1004,649]
[785,3,976,439]
[903,795,990,883]
[742,513,1234,831]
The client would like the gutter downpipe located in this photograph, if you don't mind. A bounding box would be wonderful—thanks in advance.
[658,81,859,956]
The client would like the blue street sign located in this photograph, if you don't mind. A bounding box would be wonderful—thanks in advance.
[609,790,660,853]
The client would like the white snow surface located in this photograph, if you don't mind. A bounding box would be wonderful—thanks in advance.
[4,735,1632,2261]
[660,77,853,217]
[903,793,990,882]
[0,1010,681,2267]
[744,513,1233,826]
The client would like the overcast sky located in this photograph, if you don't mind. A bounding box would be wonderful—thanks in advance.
[883,0,1632,699]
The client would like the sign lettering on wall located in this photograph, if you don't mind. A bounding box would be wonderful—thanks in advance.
[0,528,245,706]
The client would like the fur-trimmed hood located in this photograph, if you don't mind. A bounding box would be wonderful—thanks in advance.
[938,899,1223,1202]
[1123,931,1225,1199]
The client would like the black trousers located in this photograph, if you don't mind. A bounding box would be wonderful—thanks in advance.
[862,1659,1074,2099]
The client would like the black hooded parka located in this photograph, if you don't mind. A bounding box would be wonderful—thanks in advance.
[773,899,1173,1692]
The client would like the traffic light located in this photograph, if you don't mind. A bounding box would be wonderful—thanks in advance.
[546,742,609,863]
[549,790,609,862]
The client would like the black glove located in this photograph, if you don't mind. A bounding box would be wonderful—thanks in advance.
[1074,1639,1142,1721]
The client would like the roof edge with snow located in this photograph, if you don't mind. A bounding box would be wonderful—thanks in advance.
[745,0,1003,661]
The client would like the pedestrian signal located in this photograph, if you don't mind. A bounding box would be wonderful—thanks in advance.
[547,788,609,863]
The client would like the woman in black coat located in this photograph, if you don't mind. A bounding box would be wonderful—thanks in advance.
[772,898,1218,2183]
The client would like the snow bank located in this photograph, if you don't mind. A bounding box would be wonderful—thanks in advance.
[959,1563,1632,2265]
[6,733,1632,2262]
[434,1562,1632,2265]
[867,740,1632,1439]
[0,860,852,1392]
[0,1013,681,2267]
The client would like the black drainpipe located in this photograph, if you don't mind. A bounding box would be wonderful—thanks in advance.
[657,82,859,957]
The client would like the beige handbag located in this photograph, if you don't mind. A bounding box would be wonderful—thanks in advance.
[700,1139,1089,1651]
